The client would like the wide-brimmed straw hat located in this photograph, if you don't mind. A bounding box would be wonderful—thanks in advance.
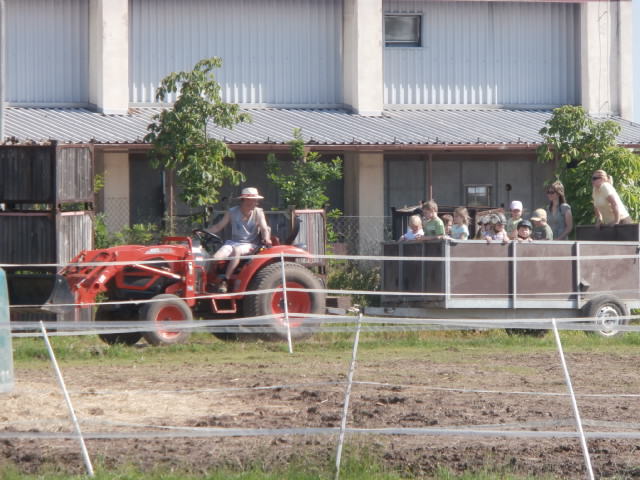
[236,187,264,200]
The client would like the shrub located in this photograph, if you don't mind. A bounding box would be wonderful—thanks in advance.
[327,261,381,307]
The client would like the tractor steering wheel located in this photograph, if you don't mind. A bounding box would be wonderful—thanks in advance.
[192,229,224,254]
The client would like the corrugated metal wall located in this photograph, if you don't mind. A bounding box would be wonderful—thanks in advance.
[7,0,89,105]
[384,153,556,218]
[0,146,93,204]
[0,147,53,203]
[130,0,343,106]
[0,211,92,265]
[57,212,93,265]
[0,213,56,265]
[56,147,94,204]
[384,1,580,107]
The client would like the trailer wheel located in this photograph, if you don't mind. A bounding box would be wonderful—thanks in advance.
[141,294,192,346]
[581,295,629,337]
[243,262,325,341]
[95,305,142,346]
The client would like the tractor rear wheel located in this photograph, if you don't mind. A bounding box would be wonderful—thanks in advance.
[95,305,142,346]
[141,294,192,346]
[243,262,325,341]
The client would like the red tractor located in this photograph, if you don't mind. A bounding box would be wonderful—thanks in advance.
[47,229,326,346]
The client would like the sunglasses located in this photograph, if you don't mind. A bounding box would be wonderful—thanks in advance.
[592,176,603,181]
[546,190,556,194]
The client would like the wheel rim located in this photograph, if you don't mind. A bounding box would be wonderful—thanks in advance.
[270,281,312,328]
[153,304,186,340]
[595,304,622,337]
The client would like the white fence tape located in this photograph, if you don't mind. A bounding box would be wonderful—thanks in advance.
[0,427,639,441]
[3,244,640,269]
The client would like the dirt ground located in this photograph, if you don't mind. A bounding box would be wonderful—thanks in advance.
[1,346,640,478]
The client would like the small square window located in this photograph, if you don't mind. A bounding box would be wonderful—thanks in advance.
[465,185,492,207]
[385,15,421,47]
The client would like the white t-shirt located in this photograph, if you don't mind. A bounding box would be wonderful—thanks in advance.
[593,182,629,224]
[400,228,424,241]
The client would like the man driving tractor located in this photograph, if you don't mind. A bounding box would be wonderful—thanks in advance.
[206,187,272,293]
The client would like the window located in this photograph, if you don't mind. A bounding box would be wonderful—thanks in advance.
[465,185,492,207]
[384,15,421,47]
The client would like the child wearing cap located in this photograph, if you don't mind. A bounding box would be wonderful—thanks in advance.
[530,208,553,240]
[515,220,533,243]
[506,200,523,240]
[484,213,508,243]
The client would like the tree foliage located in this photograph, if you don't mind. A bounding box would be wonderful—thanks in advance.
[144,57,251,208]
[537,105,640,226]
[266,128,343,209]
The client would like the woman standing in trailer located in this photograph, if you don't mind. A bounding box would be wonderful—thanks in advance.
[591,170,632,227]
[545,181,573,240]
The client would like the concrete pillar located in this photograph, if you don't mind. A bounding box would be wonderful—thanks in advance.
[617,1,633,121]
[89,0,129,115]
[580,1,632,118]
[343,0,383,116]
[102,152,130,232]
[343,151,384,254]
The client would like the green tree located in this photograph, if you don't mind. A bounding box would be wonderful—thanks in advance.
[266,128,343,209]
[144,57,250,211]
[537,105,640,226]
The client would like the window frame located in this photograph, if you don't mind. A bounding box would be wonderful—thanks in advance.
[384,14,422,48]
[464,184,493,208]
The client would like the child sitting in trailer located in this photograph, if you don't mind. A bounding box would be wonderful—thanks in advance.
[450,207,470,240]
[530,209,553,240]
[514,219,533,243]
[399,214,424,242]
[484,213,508,243]
[506,200,524,240]
[474,215,489,239]
[421,200,446,240]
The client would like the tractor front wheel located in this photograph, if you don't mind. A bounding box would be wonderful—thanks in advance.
[95,305,143,346]
[243,262,325,341]
[141,294,192,346]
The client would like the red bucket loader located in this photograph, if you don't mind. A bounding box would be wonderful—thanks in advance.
[45,228,326,346]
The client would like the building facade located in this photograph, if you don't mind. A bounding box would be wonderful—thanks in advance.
[2,0,639,251]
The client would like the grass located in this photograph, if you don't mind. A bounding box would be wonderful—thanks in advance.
[0,457,559,480]
[11,329,640,368]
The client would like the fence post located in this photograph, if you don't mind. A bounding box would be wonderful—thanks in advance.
[0,268,13,393]
[551,318,594,480]
[279,253,293,354]
[39,321,94,477]
[335,310,362,480]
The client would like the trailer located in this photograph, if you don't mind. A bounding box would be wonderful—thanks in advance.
[366,225,640,336]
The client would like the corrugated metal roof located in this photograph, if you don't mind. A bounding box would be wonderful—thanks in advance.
[5,107,640,147]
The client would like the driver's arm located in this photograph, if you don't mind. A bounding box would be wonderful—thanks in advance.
[257,209,272,246]
[207,211,230,234]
